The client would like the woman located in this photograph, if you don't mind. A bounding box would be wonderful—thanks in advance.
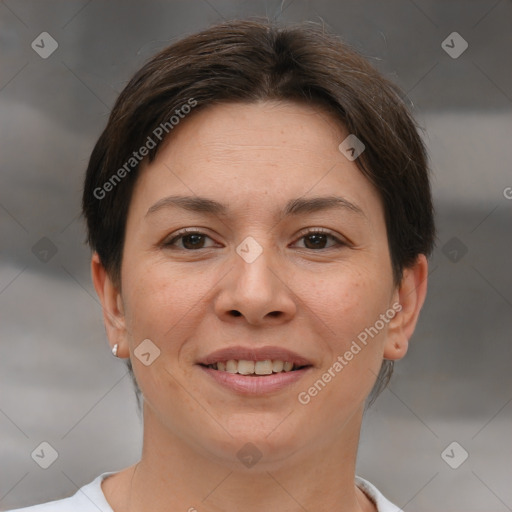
[10,18,434,512]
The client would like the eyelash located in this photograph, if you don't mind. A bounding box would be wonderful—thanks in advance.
[163,227,346,251]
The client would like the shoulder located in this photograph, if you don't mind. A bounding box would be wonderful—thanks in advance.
[355,476,404,512]
[5,473,116,512]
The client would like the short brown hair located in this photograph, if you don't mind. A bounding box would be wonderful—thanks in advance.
[82,18,435,405]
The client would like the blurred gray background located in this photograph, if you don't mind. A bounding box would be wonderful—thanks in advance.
[1,1,511,511]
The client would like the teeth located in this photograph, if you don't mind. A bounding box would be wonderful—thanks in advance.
[210,359,301,375]
[254,360,273,375]
[225,360,238,373]
[283,361,293,372]
[272,360,284,372]
[237,360,255,375]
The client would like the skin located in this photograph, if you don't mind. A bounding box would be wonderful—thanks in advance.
[92,100,428,512]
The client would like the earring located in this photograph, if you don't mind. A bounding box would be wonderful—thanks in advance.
[112,344,119,357]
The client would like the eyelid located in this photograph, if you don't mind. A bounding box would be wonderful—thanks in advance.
[162,227,215,245]
[296,227,336,238]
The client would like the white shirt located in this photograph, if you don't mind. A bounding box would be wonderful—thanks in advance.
[6,472,403,512]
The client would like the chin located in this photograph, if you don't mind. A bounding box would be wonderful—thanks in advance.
[198,417,308,469]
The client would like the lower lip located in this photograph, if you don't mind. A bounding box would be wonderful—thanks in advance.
[198,365,312,394]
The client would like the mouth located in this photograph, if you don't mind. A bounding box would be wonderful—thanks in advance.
[199,359,311,376]
[196,346,314,394]
[197,362,313,394]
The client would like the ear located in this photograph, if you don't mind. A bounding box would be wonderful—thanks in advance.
[383,254,429,361]
[91,252,129,358]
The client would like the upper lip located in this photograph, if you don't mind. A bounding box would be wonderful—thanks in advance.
[197,346,313,367]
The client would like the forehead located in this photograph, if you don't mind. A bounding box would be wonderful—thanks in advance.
[168,100,344,163]
[130,100,383,222]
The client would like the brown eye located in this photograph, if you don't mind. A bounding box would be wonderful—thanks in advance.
[294,230,345,250]
[164,230,216,250]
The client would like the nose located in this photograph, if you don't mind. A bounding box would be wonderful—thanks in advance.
[214,241,297,326]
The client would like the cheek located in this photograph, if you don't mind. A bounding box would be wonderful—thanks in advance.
[303,266,392,348]
[121,261,213,349]
[120,263,202,404]
[295,271,390,420]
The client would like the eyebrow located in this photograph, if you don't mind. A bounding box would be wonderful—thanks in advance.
[145,194,365,219]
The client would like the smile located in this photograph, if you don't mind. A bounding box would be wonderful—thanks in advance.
[198,362,313,394]
[202,359,309,375]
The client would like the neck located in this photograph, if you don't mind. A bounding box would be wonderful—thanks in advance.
[105,403,375,512]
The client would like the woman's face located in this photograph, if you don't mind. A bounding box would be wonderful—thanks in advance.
[113,100,405,467]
